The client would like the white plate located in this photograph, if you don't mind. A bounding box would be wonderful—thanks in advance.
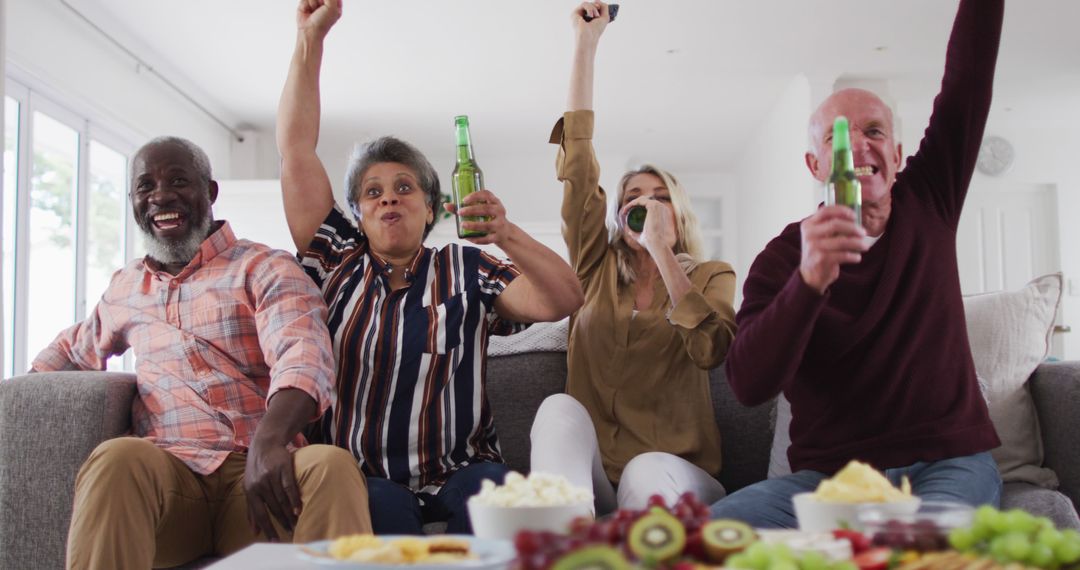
[296,535,515,569]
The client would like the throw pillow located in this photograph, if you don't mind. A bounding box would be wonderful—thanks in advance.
[963,273,1062,488]
[767,273,1062,485]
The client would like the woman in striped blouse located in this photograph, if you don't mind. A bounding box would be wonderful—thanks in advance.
[276,0,583,534]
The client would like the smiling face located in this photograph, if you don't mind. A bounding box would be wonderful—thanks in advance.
[354,161,434,259]
[806,88,903,205]
[130,140,217,265]
[618,172,677,251]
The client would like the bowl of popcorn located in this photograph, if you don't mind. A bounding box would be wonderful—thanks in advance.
[467,472,593,541]
[793,461,921,532]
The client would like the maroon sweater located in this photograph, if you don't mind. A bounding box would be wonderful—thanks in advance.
[726,0,1004,475]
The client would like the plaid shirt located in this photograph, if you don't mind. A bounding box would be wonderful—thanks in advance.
[32,222,336,475]
[300,206,526,493]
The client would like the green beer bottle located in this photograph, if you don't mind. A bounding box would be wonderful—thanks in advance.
[625,205,647,233]
[452,115,487,238]
[827,116,862,226]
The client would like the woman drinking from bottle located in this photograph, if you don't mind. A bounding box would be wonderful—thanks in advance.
[277,0,583,534]
[529,0,737,515]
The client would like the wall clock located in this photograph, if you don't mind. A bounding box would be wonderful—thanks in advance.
[977,135,1014,176]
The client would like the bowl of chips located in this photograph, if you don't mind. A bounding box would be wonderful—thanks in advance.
[793,461,921,532]
[467,472,593,541]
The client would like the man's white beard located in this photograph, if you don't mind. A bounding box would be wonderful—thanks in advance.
[140,215,213,266]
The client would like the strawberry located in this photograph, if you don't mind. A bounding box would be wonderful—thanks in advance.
[852,547,892,570]
[833,528,872,554]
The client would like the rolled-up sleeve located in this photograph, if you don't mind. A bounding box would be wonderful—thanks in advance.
[667,261,738,370]
[254,250,337,418]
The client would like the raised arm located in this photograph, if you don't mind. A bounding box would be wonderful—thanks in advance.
[902,0,1004,225]
[446,190,584,323]
[277,0,342,253]
[568,1,609,112]
[553,2,613,287]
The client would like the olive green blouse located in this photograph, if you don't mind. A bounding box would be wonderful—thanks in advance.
[550,110,738,483]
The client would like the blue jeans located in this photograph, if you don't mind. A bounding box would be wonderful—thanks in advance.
[709,452,1002,528]
[367,462,510,535]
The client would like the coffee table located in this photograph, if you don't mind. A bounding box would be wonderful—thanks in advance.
[204,543,321,569]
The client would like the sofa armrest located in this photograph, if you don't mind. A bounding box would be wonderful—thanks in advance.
[1029,361,1080,515]
[0,372,137,570]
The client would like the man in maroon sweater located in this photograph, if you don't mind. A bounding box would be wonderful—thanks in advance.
[711,0,1004,527]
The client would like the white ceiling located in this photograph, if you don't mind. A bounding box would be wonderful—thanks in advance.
[69,0,1080,172]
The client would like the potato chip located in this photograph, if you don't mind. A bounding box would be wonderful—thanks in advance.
[811,460,913,503]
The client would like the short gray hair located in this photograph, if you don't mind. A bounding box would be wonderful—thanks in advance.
[137,136,213,183]
[344,136,441,238]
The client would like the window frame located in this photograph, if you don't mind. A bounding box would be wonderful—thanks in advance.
[3,76,137,376]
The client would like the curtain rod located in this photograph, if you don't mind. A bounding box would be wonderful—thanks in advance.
[58,0,246,143]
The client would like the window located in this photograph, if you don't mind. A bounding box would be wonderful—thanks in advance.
[3,97,18,378]
[2,81,135,376]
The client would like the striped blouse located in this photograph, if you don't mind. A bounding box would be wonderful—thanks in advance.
[299,206,526,493]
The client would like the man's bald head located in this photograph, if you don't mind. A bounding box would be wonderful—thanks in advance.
[804,88,903,205]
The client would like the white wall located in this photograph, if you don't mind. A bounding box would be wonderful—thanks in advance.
[731,74,816,307]
[970,123,1080,359]
[894,81,1080,360]
[5,0,232,170]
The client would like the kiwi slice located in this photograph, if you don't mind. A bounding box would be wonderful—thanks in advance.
[626,508,687,565]
[700,519,756,563]
[550,545,631,570]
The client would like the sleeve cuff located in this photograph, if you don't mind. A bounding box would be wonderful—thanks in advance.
[667,290,715,330]
[783,269,831,314]
[548,110,595,144]
[267,374,336,421]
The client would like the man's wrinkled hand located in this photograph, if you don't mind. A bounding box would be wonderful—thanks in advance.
[799,205,867,295]
[244,441,302,542]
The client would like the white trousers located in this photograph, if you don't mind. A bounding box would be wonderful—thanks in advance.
[529,394,726,516]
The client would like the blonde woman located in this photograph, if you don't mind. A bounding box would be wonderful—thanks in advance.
[529,1,737,515]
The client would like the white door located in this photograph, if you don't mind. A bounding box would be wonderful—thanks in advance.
[957,183,1066,358]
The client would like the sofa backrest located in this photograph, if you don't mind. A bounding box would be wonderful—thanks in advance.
[486,352,775,494]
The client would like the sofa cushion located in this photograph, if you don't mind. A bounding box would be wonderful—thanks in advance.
[963,273,1062,488]
[486,352,567,474]
[1002,482,1080,530]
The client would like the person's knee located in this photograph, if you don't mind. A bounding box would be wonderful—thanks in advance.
[78,437,161,485]
[621,453,675,489]
[295,445,366,489]
[531,394,589,438]
[617,453,679,509]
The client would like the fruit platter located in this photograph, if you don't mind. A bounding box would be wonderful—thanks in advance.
[509,492,1080,570]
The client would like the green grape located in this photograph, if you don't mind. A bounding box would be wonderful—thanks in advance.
[972,505,1001,540]
[769,560,799,570]
[768,544,795,564]
[1061,529,1080,544]
[1001,532,1032,562]
[949,527,977,552]
[1036,517,1057,533]
[1054,534,1080,565]
[831,561,858,570]
[727,553,752,569]
[1037,527,1064,550]
[1004,509,1040,535]
[989,535,1013,564]
[743,542,773,569]
[800,550,829,570]
[1027,543,1055,568]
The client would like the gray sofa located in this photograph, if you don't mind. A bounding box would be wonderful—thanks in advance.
[1,356,1078,569]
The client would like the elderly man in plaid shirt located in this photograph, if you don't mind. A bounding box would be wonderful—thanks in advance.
[31,137,371,570]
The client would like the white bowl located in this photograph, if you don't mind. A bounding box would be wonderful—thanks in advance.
[792,492,921,532]
[467,499,593,541]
